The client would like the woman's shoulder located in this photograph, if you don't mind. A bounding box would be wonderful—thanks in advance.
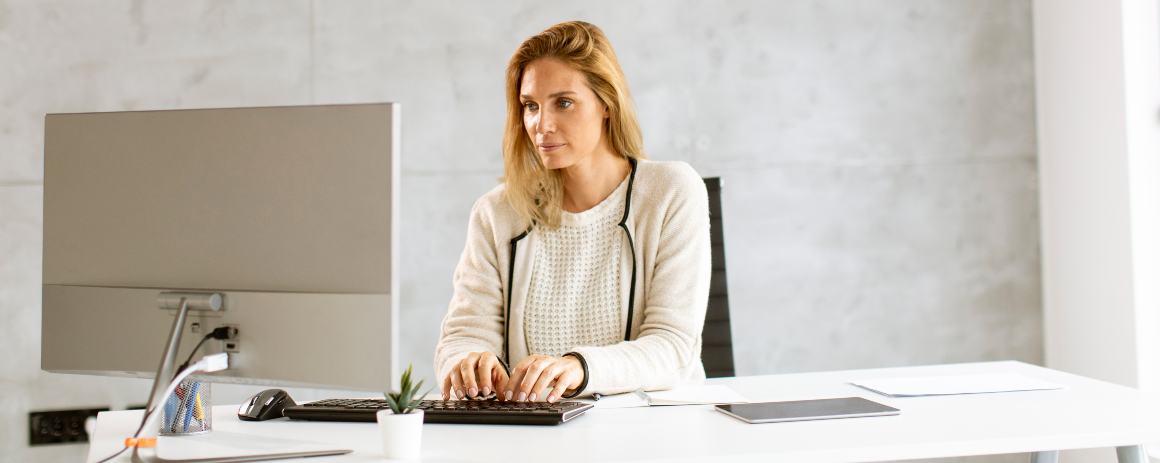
[473,182,508,209]
[468,182,526,235]
[634,159,707,198]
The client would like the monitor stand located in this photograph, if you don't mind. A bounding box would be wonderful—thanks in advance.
[142,292,224,433]
[124,292,349,462]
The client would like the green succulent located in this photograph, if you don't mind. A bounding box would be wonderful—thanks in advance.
[384,364,431,415]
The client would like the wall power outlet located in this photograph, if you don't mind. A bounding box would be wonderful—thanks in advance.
[28,408,107,446]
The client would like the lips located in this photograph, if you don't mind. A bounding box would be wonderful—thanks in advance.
[538,143,565,152]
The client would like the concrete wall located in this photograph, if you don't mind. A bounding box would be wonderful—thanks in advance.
[0,1,1038,462]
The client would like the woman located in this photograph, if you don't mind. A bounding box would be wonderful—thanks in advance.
[435,21,711,403]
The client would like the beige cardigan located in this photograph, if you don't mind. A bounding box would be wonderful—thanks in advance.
[434,159,712,397]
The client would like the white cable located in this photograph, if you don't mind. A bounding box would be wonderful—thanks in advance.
[94,353,229,463]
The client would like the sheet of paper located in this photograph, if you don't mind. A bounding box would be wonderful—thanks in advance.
[850,373,1065,397]
[645,384,749,406]
[579,391,651,410]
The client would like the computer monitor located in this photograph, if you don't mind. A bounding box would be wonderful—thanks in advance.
[41,103,401,392]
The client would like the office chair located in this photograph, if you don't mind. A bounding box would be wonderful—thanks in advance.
[702,177,736,378]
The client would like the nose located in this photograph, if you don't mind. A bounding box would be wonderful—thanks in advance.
[536,109,556,135]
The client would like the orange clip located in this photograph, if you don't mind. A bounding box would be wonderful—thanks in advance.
[124,437,157,448]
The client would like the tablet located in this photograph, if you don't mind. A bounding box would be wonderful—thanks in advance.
[715,397,899,424]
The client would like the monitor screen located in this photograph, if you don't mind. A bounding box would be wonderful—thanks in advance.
[41,103,400,391]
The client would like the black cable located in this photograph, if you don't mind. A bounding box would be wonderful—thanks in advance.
[175,334,212,378]
[94,444,127,463]
[93,377,175,462]
[176,327,234,377]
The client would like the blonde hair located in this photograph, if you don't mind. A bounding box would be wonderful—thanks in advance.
[502,21,646,229]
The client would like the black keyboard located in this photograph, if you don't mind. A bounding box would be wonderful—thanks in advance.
[283,398,593,425]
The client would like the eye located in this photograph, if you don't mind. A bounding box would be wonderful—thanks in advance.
[523,102,538,112]
[557,99,573,109]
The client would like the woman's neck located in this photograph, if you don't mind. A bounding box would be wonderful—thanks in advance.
[560,152,631,213]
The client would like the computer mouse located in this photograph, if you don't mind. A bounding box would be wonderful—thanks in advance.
[238,389,296,421]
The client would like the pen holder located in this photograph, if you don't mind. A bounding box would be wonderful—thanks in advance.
[160,378,212,435]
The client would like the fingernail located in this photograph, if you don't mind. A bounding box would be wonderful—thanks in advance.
[548,395,557,403]
[518,392,527,402]
[482,387,491,397]
[468,387,478,398]
[529,393,537,402]
[505,391,513,401]
[457,389,465,399]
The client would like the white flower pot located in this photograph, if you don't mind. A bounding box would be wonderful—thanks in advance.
[376,409,424,460]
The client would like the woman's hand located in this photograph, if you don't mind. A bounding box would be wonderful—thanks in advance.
[442,352,509,400]
[503,354,584,403]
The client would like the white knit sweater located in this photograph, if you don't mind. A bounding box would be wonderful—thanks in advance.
[524,175,629,357]
[434,159,712,397]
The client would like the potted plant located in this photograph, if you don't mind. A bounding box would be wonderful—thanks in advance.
[377,364,430,460]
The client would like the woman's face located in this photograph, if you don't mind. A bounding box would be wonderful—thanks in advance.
[519,58,609,170]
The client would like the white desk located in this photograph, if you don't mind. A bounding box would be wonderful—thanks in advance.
[88,361,1160,462]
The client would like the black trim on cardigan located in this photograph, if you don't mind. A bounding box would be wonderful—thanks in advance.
[617,158,639,342]
[561,351,589,398]
[504,229,529,363]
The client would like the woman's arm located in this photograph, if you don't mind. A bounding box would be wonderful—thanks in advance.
[569,163,713,396]
[433,196,508,388]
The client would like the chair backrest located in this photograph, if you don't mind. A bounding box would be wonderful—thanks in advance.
[702,177,736,378]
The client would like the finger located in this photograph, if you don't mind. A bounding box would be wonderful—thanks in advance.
[449,365,463,400]
[518,359,551,402]
[504,364,527,402]
[493,362,510,396]
[459,353,481,399]
[504,357,535,402]
[442,374,453,401]
[476,353,497,398]
[547,367,582,403]
[530,362,563,402]
[489,359,508,396]
[491,356,512,398]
